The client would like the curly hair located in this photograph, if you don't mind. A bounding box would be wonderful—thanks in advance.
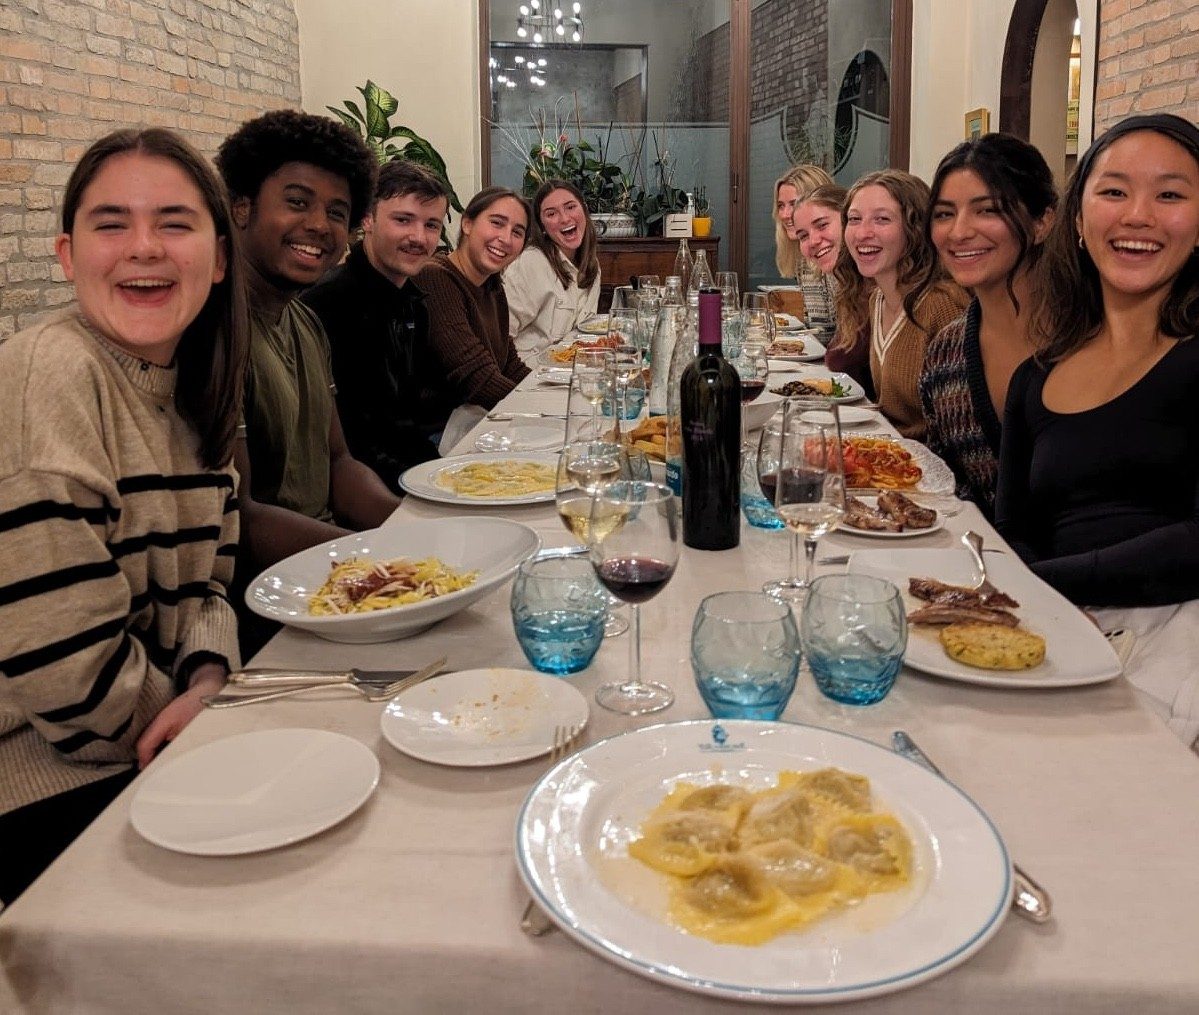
[773,164,835,277]
[1030,113,1199,362]
[215,109,377,230]
[834,169,939,342]
[910,133,1057,318]
[63,127,249,470]
[530,179,599,291]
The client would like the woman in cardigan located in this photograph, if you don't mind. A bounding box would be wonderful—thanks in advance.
[504,179,600,366]
[995,114,1199,607]
[791,182,872,398]
[416,187,531,447]
[772,164,835,325]
[836,170,967,439]
[0,128,249,903]
[917,134,1057,518]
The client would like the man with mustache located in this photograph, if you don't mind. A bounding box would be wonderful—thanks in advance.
[217,110,401,651]
[302,160,452,491]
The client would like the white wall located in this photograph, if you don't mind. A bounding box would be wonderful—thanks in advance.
[295,0,482,203]
[909,0,1097,182]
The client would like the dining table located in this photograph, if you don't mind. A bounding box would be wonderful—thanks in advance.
[3,358,1199,1014]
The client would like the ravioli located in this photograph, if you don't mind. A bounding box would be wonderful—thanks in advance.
[627,769,915,946]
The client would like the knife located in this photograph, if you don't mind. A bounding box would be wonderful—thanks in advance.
[891,731,1052,924]
[229,658,446,688]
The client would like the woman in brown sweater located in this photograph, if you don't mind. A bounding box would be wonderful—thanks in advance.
[416,187,532,439]
[836,170,967,438]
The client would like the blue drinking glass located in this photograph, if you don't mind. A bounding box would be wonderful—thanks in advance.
[740,450,784,529]
[510,548,607,675]
[691,591,801,720]
[800,574,907,705]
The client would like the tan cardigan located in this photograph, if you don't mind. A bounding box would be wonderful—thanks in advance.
[869,282,969,440]
[0,308,240,813]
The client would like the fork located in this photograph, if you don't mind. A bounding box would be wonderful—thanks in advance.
[203,668,436,709]
[520,723,584,937]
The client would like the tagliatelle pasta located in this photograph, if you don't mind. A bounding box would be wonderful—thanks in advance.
[841,437,923,490]
[434,460,556,499]
[308,557,479,615]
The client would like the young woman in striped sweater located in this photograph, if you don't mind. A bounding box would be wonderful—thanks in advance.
[0,129,248,903]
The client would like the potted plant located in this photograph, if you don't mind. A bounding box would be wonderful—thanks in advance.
[327,80,463,246]
[692,185,712,238]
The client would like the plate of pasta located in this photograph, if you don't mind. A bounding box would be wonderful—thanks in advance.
[842,436,955,495]
[246,517,540,643]
[400,453,559,506]
[517,720,1011,1004]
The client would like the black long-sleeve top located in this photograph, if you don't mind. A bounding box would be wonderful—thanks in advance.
[994,337,1199,606]
[301,243,444,493]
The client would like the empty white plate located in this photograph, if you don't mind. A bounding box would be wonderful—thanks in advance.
[475,419,564,452]
[380,668,588,767]
[130,729,380,855]
[801,406,878,427]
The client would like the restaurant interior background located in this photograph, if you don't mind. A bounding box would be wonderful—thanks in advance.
[1,0,1194,330]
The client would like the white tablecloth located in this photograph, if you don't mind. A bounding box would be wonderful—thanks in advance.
[4,372,1199,1013]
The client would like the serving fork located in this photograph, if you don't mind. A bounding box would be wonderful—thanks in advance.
[520,723,584,938]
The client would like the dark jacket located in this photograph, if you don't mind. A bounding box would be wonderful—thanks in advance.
[301,243,447,493]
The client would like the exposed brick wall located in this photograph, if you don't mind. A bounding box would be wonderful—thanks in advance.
[0,0,301,334]
[1093,0,1199,129]
[682,0,828,156]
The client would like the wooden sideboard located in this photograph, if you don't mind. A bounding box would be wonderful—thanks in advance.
[596,235,720,310]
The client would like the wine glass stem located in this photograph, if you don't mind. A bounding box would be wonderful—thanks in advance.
[803,537,818,586]
[590,400,598,439]
[789,531,801,585]
[623,602,643,690]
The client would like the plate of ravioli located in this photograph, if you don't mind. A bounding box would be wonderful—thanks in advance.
[516,720,1011,1004]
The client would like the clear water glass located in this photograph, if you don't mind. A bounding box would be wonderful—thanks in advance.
[800,574,907,705]
[510,548,607,675]
[611,286,637,312]
[569,347,615,441]
[691,591,801,719]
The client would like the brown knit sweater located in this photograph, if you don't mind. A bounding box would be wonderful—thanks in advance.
[0,308,240,814]
[415,254,530,412]
[868,282,969,440]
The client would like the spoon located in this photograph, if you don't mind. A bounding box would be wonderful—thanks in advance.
[961,530,988,590]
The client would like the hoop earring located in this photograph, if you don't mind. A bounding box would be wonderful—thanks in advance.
[1077,234,1085,250]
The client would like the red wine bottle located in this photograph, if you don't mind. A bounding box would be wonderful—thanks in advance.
[680,287,741,550]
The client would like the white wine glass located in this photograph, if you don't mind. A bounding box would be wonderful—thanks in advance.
[716,271,739,310]
[758,398,845,600]
[589,480,679,714]
[571,347,614,440]
[556,440,631,638]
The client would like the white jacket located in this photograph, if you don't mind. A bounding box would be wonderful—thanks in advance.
[503,246,601,366]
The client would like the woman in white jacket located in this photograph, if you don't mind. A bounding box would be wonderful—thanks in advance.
[504,179,601,365]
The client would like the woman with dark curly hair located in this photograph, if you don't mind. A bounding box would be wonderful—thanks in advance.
[916,134,1057,518]
[504,178,600,366]
[0,128,248,903]
[215,110,400,584]
[996,114,1199,607]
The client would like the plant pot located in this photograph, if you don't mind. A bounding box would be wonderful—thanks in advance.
[692,216,713,238]
[592,212,637,238]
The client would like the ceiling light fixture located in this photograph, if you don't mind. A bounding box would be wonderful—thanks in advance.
[516,0,583,44]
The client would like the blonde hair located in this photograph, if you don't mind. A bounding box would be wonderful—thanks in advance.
[833,169,939,345]
[773,164,834,277]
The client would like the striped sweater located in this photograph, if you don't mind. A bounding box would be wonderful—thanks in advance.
[918,299,1004,519]
[0,308,240,814]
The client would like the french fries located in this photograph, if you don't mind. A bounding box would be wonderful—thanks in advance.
[625,416,669,461]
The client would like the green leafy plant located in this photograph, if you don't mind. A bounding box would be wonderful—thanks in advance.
[693,185,710,216]
[327,80,464,226]
[629,132,687,236]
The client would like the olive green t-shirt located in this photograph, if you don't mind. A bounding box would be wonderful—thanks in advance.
[244,300,335,522]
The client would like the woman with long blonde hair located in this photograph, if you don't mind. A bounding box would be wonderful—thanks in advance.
[835,169,967,438]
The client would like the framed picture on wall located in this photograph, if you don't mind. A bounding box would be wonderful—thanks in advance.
[964,107,990,140]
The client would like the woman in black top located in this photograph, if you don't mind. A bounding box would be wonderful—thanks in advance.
[995,114,1199,606]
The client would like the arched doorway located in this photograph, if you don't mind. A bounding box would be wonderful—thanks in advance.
[1000,0,1083,184]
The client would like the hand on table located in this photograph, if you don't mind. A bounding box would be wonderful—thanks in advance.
[136,662,227,769]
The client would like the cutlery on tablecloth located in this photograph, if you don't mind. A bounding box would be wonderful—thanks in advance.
[486,412,568,421]
[891,731,1052,924]
[203,658,447,709]
[520,723,584,938]
[228,657,447,689]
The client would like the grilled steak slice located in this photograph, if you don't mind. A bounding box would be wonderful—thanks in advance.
[844,496,904,531]
[908,577,1020,610]
[877,491,937,529]
[907,604,1021,627]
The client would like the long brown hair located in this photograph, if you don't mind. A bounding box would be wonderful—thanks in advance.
[833,169,939,342]
[773,164,835,277]
[1030,113,1199,362]
[531,179,599,291]
[62,128,249,470]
